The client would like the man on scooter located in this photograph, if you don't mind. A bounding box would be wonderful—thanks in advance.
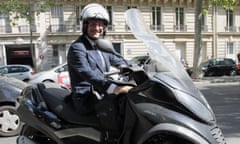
[67,3,133,116]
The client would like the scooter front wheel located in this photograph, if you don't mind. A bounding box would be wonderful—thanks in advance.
[17,125,57,144]
[143,133,194,144]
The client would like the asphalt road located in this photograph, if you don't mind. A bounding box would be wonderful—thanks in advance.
[194,81,240,144]
[1,80,240,144]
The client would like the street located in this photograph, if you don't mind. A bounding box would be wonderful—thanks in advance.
[195,81,240,144]
[1,80,240,144]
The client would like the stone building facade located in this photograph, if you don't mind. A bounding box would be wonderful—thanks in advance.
[0,0,240,71]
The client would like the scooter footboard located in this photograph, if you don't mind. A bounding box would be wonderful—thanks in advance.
[136,123,226,144]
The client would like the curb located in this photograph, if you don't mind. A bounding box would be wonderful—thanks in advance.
[192,76,240,83]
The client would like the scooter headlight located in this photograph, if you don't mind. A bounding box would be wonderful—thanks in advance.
[174,89,215,123]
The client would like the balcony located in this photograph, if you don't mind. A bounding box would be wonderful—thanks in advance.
[76,25,81,32]
[18,25,37,33]
[49,24,82,33]
[48,24,86,33]
[0,25,12,33]
[225,26,237,32]
[125,25,131,31]
[201,25,208,32]
[125,25,165,32]
[49,24,66,32]
[48,24,116,33]
[150,24,164,32]
[107,25,115,31]
[174,24,187,32]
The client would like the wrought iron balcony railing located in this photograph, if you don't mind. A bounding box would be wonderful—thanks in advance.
[150,24,164,32]
[201,25,208,32]
[174,24,187,32]
[225,26,237,32]
[18,25,37,33]
[49,24,115,33]
[0,25,12,33]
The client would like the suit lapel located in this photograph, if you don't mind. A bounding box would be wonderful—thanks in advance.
[89,49,105,73]
[101,52,109,71]
[80,36,106,73]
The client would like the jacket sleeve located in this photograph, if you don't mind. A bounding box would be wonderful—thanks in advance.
[107,52,127,68]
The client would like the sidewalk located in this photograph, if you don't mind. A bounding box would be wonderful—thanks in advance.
[192,75,240,84]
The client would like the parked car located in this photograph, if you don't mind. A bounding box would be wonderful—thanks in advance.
[0,64,35,82]
[57,70,71,88]
[237,63,240,75]
[237,53,240,75]
[129,55,192,75]
[129,55,150,66]
[0,76,28,136]
[201,58,237,76]
[28,63,70,88]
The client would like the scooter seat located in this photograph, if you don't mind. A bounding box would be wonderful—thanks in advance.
[37,83,100,127]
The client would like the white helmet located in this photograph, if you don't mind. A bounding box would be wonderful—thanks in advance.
[81,3,110,26]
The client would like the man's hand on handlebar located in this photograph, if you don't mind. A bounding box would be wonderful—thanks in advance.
[114,85,133,95]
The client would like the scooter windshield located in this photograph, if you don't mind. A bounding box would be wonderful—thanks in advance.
[125,9,216,122]
[125,9,198,95]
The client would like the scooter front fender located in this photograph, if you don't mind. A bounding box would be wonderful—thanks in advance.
[137,123,210,144]
[134,103,225,144]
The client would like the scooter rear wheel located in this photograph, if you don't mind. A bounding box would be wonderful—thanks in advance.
[17,125,57,144]
[0,105,23,137]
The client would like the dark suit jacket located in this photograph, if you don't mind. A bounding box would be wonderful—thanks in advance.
[67,36,125,113]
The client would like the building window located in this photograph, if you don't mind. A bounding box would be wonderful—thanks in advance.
[0,13,11,33]
[51,5,63,18]
[151,7,163,31]
[201,9,208,32]
[113,43,121,54]
[52,46,58,57]
[127,6,137,9]
[225,9,235,32]
[75,6,81,31]
[175,7,185,31]
[50,5,64,32]
[126,6,137,31]
[105,6,113,31]
[227,42,234,55]
[52,45,59,65]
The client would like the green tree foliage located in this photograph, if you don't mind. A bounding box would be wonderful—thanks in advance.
[0,0,55,70]
[211,0,236,10]
[0,0,55,23]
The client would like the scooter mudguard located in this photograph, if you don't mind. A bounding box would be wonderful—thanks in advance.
[134,103,225,144]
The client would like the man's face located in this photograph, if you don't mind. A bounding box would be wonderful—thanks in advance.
[87,19,105,39]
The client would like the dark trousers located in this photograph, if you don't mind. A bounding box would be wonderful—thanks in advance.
[72,92,98,115]
[72,92,126,130]
[95,94,126,131]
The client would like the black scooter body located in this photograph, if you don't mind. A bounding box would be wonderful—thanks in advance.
[17,8,227,144]
[17,71,226,144]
